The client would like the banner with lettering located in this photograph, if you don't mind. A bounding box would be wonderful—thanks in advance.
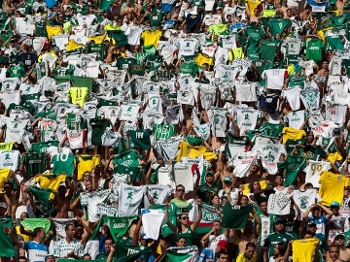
[118,183,146,217]
[89,215,137,241]
[236,108,259,136]
[188,202,221,237]
[144,185,171,206]
[119,104,139,122]
[253,143,286,175]
[154,136,182,160]
[232,152,257,178]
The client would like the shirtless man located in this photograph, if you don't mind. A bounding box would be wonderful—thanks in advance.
[121,0,135,16]
[327,234,350,262]
[3,172,20,218]
[326,244,348,262]
[234,208,261,254]
[299,5,312,21]
[54,179,74,218]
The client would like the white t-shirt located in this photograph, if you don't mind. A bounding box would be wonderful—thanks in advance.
[262,69,286,90]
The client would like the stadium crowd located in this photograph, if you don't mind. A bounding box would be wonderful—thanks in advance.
[0,0,350,261]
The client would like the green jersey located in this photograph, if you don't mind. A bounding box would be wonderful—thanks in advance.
[21,93,40,105]
[177,226,194,245]
[51,154,77,176]
[306,38,324,62]
[30,141,59,153]
[86,43,106,61]
[153,124,175,139]
[179,62,199,77]
[22,152,49,178]
[116,57,137,70]
[268,17,292,35]
[146,13,163,27]
[129,129,152,150]
[72,3,89,14]
[53,65,75,81]
[7,64,25,77]
[90,118,110,146]
[35,18,47,37]
[198,183,221,203]
[263,232,294,258]
[129,64,147,76]
[326,34,344,50]
[258,40,280,62]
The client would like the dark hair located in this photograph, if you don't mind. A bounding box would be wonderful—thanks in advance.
[175,184,185,190]
[105,236,114,243]
[83,254,91,258]
[65,224,75,231]
[33,227,44,237]
[217,251,228,258]
[210,194,220,204]
[276,242,288,255]
[304,231,313,238]
[18,256,27,261]
[246,243,256,249]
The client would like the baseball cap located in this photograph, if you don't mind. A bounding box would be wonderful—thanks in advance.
[274,218,285,224]
[58,183,66,188]
[0,202,7,209]
[206,171,214,176]
[217,240,228,251]
[307,221,317,227]
[223,176,232,182]
[330,201,340,207]
[334,233,345,240]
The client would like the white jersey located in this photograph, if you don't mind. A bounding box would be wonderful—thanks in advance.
[262,69,286,90]
[287,111,305,130]
[53,238,84,258]
[292,189,319,217]
[0,150,21,171]
[2,117,30,144]
[66,129,86,150]
[304,160,331,188]
[177,38,199,57]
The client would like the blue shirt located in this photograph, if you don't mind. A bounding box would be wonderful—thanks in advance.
[23,241,48,262]
[197,248,215,262]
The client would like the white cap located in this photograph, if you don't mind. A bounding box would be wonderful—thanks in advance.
[0,202,7,209]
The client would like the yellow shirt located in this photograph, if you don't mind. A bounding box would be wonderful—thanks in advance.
[292,238,319,262]
[195,53,214,66]
[175,141,217,162]
[141,30,162,48]
[34,174,66,199]
[46,25,63,39]
[68,87,89,107]
[326,152,342,164]
[236,252,257,262]
[66,40,84,52]
[232,47,245,58]
[0,168,12,189]
[319,171,349,206]
[77,155,100,180]
[88,35,105,45]
[282,127,306,144]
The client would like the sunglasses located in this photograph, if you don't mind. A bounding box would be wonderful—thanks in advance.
[177,189,185,192]
[181,217,188,220]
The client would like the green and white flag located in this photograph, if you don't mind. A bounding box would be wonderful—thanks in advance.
[287,110,305,129]
[157,245,199,262]
[0,218,15,258]
[21,218,51,234]
[153,124,175,139]
[188,202,220,236]
[300,89,320,110]
[119,104,139,122]
[90,216,137,241]
[144,185,171,206]
[118,183,146,217]
[193,123,211,141]
[115,244,154,262]
[154,136,182,160]
[253,143,287,175]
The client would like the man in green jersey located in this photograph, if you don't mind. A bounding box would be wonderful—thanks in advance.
[263,218,294,260]
[195,171,221,203]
